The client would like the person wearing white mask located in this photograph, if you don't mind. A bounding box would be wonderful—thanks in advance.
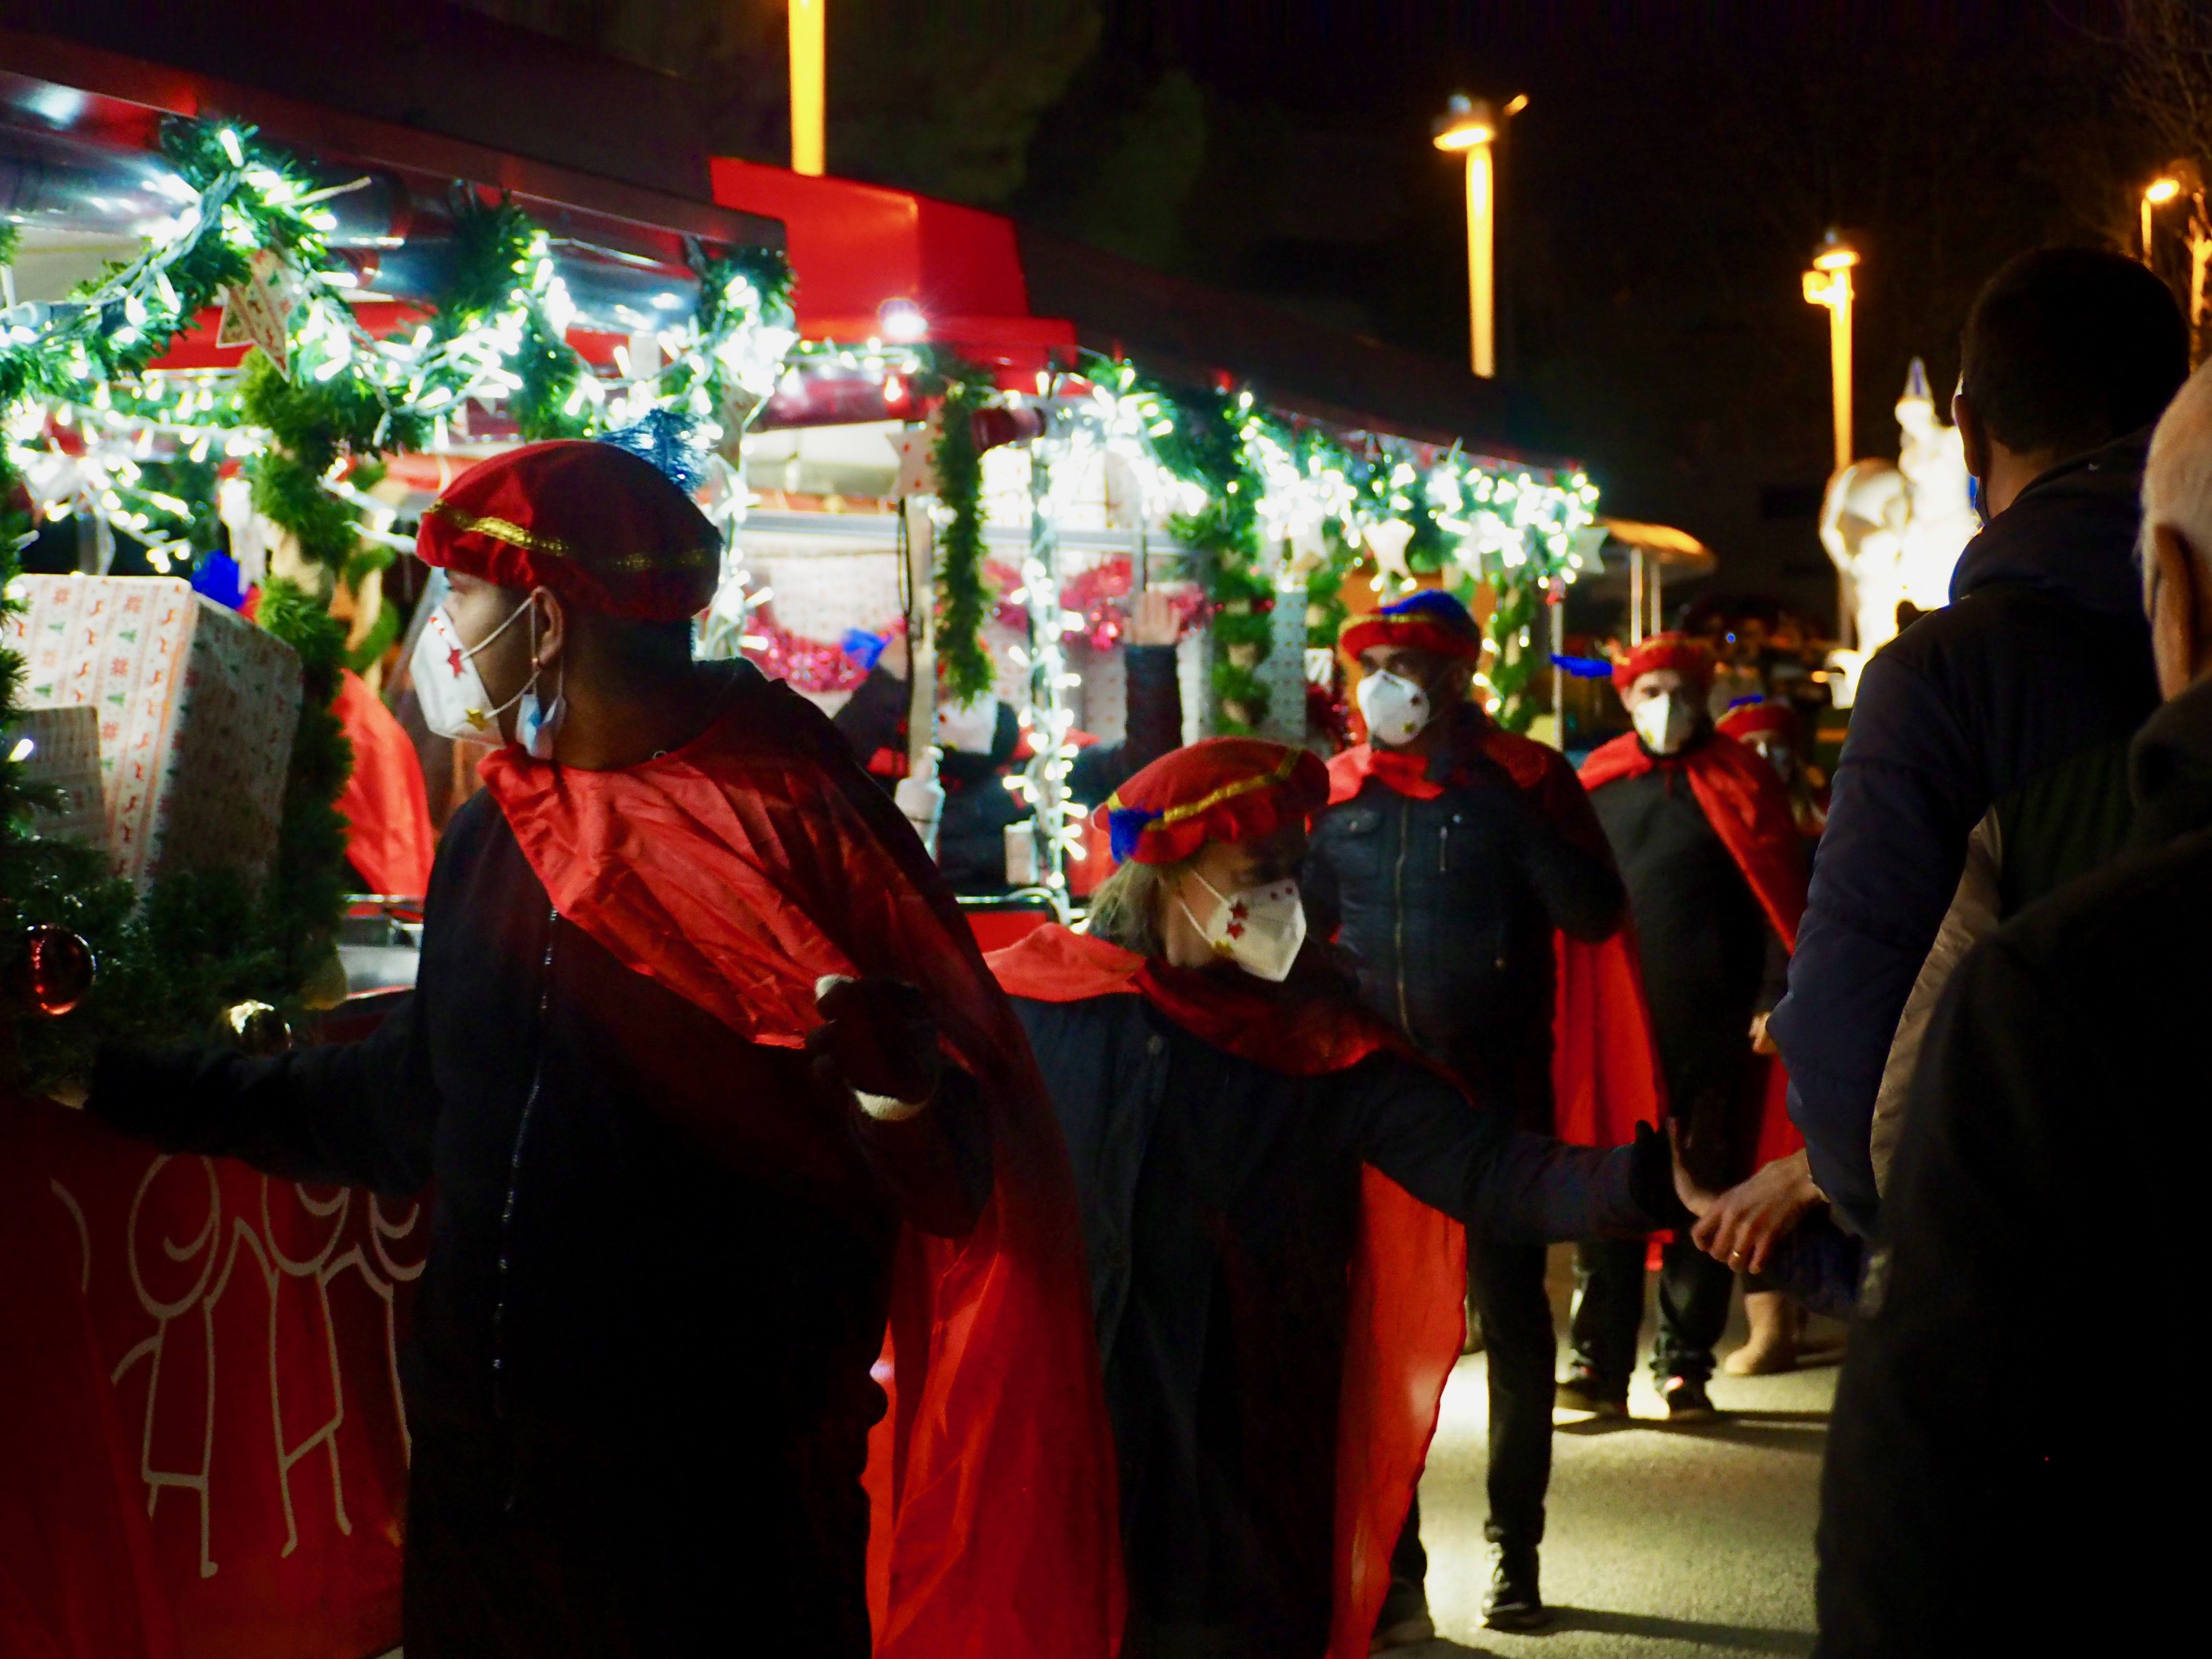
[83,439,1127,1659]
[1308,589,1631,1639]
[988,737,1691,1659]
[1571,634,1808,1420]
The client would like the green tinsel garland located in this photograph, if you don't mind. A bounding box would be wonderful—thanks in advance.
[1143,379,1273,733]
[4,113,803,1095]
[1482,572,1550,734]
[922,357,995,704]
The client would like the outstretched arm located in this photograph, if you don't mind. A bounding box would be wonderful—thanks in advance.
[89,993,439,1198]
[1348,1054,1677,1241]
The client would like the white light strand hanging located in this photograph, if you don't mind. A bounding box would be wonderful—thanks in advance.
[1014,433,1083,900]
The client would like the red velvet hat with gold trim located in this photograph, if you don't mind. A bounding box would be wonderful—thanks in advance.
[1098,737,1330,865]
[1717,698,1798,744]
[1339,589,1485,662]
[415,440,720,623]
[1611,630,1715,694]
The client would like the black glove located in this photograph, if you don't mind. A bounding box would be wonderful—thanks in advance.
[1628,1119,1695,1230]
[806,975,943,1106]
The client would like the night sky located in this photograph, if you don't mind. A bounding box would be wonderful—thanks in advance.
[471,0,2173,626]
[1015,1,2157,625]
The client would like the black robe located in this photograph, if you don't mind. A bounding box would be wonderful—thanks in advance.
[90,791,987,1659]
[1010,988,1655,1659]
[1589,745,1789,1185]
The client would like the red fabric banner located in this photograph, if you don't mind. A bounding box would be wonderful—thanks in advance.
[0,1094,418,1659]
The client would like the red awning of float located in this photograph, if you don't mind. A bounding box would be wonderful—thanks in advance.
[709,157,1077,375]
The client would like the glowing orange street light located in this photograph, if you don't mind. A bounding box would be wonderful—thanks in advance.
[789,0,826,176]
[1803,230,1860,478]
[1434,94,1523,378]
[2144,175,2183,267]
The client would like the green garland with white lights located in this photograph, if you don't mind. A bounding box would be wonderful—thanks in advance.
[1,115,794,1092]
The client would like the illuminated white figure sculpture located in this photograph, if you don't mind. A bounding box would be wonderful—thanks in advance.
[1818,359,1978,705]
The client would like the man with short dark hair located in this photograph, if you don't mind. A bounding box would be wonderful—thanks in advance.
[1762,247,2184,1249]
[1812,352,2212,1659]
[81,441,1121,1658]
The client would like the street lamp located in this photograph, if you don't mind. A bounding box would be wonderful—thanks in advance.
[1435,93,1527,378]
[1802,230,1860,479]
[2144,173,2182,268]
[789,0,826,176]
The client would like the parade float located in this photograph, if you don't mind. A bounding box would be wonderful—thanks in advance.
[0,20,1601,1658]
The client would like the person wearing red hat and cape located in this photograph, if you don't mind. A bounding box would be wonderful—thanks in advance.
[83,438,1119,1659]
[1306,588,1641,1638]
[1566,633,1810,1412]
[989,736,1688,1659]
[1717,696,1827,842]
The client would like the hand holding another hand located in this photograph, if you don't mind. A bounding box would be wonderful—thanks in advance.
[1690,1147,1824,1275]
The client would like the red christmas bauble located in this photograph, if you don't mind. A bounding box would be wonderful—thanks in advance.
[6,924,97,1017]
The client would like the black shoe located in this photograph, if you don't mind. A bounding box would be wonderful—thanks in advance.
[1481,1544,1552,1632]
[1663,1373,1718,1421]
[1371,1576,1435,1650]
[1555,1368,1627,1417]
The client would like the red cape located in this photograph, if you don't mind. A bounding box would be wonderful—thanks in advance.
[1579,731,1810,1162]
[990,925,1465,1659]
[478,672,1120,1659]
[333,670,437,897]
[1327,725,1669,1150]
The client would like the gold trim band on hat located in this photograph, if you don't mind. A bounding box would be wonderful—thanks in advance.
[424,498,719,574]
[1106,746,1304,829]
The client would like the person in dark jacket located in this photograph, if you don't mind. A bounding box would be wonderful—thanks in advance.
[1765,248,2183,1248]
[833,586,1187,893]
[1305,590,1628,1637]
[989,738,1684,1659]
[1571,634,1806,1419]
[72,443,1126,1659]
[1814,361,2212,1656]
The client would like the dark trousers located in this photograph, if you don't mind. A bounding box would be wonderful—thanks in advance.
[1569,1236,1733,1390]
[1388,1236,1554,1602]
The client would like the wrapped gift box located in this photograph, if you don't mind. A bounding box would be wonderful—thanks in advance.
[5,575,301,889]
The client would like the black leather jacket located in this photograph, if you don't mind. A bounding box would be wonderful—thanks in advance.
[1306,717,1626,1126]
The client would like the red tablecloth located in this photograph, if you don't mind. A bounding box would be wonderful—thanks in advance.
[0,1096,420,1659]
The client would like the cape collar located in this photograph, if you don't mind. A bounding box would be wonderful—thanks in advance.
[988,924,1400,1078]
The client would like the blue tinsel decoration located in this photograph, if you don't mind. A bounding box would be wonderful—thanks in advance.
[841,628,890,671]
[1550,652,1617,679]
[597,408,711,494]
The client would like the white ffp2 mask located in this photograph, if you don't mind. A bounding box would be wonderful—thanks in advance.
[1357,671,1432,748]
[936,694,1000,755]
[1632,692,1697,756]
[1180,872,1307,983]
[409,597,565,758]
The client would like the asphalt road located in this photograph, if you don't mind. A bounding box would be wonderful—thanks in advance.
[1403,1246,1844,1659]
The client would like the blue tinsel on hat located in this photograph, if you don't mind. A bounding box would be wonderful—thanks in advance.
[597,408,711,494]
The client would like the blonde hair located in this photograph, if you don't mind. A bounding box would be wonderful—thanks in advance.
[1083,854,1195,958]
